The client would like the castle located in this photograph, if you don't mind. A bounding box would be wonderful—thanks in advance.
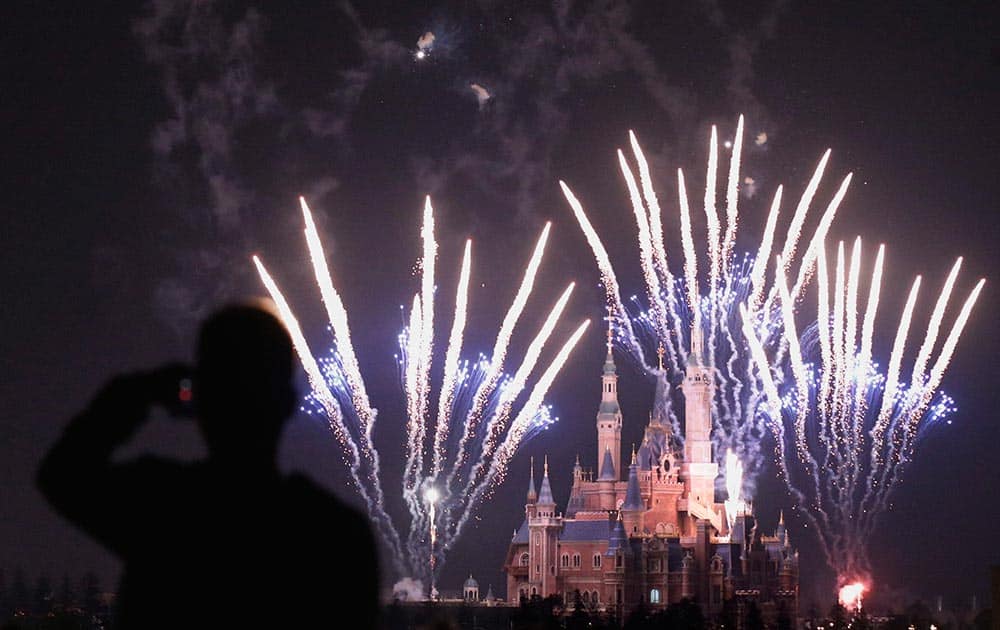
[502,325,799,622]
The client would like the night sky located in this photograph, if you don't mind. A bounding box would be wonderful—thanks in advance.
[3,0,998,612]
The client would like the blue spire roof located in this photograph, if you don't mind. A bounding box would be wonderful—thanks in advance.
[538,455,555,505]
[606,514,628,555]
[622,450,643,511]
[599,447,616,481]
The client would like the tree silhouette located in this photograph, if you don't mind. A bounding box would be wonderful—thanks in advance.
[10,567,29,615]
[664,598,706,630]
[33,574,53,615]
[829,602,849,630]
[58,574,74,610]
[80,572,100,619]
[745,601,764,630]
[568,589,593,630]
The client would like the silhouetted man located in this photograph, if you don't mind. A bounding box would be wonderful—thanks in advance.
[38,304,379,628]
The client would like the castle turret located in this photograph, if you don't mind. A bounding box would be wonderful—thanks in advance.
[528,455,561,596]
[622,447,645,536]
[597,311,623,479]
[681,323,718,509]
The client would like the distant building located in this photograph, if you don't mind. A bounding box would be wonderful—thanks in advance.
[464,575,480,602]
[502,325,798,623]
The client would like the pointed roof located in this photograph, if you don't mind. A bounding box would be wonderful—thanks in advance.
[526,457,537,503]
[598,446,617,481]
[566,459,585,518]
[622,447,644,511]
[538,455,555,505]
[606,512,628,555]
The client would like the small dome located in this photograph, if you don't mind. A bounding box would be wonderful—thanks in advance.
[464,574,479,589]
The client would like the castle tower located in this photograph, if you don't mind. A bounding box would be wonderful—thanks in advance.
[681,324,718,507]
[463,575,480,602]
[597,310,623,479]
[622,447,645,536]
[528,456,561,596]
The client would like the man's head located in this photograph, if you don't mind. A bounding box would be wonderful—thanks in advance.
[195,303,296,463]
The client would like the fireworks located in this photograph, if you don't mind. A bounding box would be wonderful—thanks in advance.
[839,581,866,612]
[723,448,749,529]
[562,117,850,494]
[253,196,589,591]
[742,238,984,596]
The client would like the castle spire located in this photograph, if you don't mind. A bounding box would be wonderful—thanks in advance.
[623,448,644,511]
[526,456,537,503]
[605,304,614,355]
[537,454,555,505]
[597,307,623,478]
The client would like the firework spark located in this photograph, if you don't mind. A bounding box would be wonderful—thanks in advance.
[562,117,850,495]
[254,197,588,590]
[743,239,983,593]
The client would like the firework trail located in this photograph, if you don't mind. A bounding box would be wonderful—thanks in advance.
[561,117,851,493]
[254,197,588,590]
[742,239,984,595]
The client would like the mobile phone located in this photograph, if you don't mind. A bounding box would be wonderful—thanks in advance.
[160,365,196,418]
[173,372,196,418]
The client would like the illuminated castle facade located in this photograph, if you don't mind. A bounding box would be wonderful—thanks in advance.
[502,327,798,622]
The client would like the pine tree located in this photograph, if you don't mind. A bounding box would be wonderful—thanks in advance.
[59,573,75,610]
[10,567,29,615]
[34,574,53,615]
[81,571,100,618]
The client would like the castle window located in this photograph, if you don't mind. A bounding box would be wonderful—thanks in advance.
[561,553,570,568]
[592,590,599,603]
[520,553,529,567]
[573,553,581,567]
[583,591,590,603]
[650,589,661,604]
[615,552,622,568]
[593,554,602,568]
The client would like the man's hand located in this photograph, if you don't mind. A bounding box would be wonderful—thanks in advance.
[144,363,196,418]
